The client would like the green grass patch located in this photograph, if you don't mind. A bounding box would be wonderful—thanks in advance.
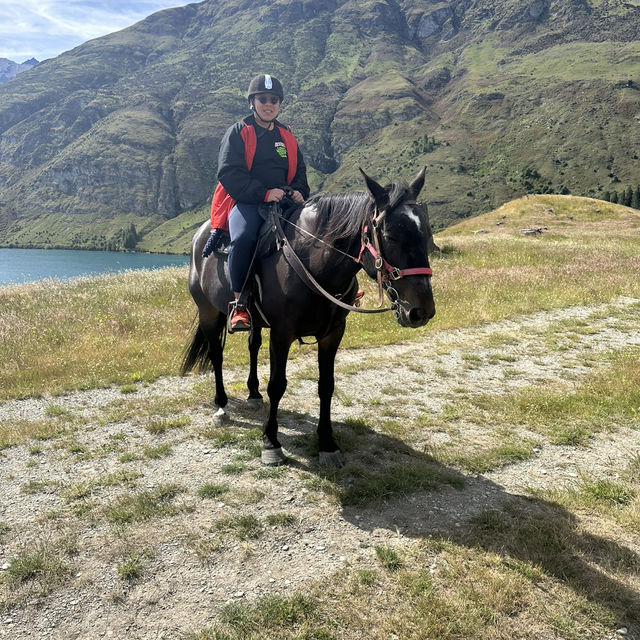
[197,483,230,499]
[220,463,247,476]
[21,480,59,495]
[0,417,70,449]
[254,466,288,480]
[119,384,137,394]
[103,484,185,524]
[442,437,537,473]
[201,426,262,453]
[189,594,320,640]
[145,416,191,434]
[265,513,297,527]
[471,347,640,443]
[5,549,69,585]
[0,538,74,606]
[116,551,151,581]
[536,456,640,533]
[143,443,173,459]
[375,545,404,571]
[61,470,140,501]
[214,515,263,541]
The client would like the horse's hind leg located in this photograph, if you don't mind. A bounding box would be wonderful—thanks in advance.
[317,322,346,467]
[200,311,229,421]
[246,327,263,408]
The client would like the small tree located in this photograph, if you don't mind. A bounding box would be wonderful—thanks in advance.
[610,191,619,204]
[631,186,640,210]
[123,223,138,249]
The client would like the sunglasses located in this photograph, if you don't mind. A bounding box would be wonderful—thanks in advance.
[256,95,280,105]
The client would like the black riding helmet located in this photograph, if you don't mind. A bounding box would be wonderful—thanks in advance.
[247,74,284,105]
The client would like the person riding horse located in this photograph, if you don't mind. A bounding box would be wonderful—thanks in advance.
[206,74,310,331]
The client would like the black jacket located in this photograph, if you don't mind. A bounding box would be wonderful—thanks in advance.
[216,115,309,204]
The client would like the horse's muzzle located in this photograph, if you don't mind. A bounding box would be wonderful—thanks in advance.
[395,302,435,328]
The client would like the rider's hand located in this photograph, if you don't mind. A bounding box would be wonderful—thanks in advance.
[290,190,305,204]
[266,188,285,202]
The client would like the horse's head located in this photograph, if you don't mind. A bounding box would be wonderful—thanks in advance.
[359,167,436,328]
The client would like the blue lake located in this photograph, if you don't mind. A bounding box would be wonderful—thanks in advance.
[0,248,189,286]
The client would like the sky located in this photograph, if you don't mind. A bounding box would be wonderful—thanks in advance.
[0,0,198,63]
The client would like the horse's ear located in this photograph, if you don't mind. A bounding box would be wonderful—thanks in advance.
[359,168,388,207]
[409,166,426,198]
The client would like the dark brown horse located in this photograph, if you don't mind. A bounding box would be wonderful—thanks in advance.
[182,168,435,466]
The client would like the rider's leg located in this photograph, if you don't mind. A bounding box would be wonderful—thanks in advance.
[228,203,263,297]
[227,203,263,330]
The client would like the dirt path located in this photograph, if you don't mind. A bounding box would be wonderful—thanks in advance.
[1,298,639,639]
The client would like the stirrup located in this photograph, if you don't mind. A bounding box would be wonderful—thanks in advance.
[227,301,251,334]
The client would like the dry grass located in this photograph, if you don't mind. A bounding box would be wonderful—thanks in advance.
[1,197,639,401]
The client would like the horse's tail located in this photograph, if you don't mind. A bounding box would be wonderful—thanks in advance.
[181,320,225,375]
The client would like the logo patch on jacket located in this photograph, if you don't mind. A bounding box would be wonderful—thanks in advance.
[275,142,287,159]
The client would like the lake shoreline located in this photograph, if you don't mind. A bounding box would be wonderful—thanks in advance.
[0,244,188,256]
[0,247,189,287]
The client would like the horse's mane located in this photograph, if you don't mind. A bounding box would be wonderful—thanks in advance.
[308,182,411,244]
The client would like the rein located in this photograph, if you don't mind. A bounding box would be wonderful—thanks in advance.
[273,208,391,314]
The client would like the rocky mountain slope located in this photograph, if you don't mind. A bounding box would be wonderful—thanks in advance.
[0,0,639,251]
[0,58,38,84]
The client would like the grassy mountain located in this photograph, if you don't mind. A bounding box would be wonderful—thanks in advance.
[0,0,639,252]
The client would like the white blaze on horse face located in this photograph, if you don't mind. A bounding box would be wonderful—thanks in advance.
[399,205,422,233]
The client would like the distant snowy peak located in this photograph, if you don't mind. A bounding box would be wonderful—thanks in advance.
[0,58,39,83]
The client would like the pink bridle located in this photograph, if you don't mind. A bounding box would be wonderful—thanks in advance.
[355,224,433,281]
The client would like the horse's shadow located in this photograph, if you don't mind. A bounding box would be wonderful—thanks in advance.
[227,401,639,633]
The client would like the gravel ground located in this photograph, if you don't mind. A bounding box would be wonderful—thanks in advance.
[1,297,639,639]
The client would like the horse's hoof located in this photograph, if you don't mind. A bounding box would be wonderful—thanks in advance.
[319,451,344,468]
[212,407,229,426]
[261,447,287,466]
[246,397,263,411]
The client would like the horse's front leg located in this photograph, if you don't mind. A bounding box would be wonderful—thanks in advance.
[261,334,291,465]
[246,327,263,408]
[317,321,346,467]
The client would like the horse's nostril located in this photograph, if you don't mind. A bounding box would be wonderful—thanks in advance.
[409,307,426,324]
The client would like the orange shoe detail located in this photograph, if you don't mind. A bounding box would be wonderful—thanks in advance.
[230,306,251,331]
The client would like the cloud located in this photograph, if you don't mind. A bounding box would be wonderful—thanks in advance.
[0,0,196,61]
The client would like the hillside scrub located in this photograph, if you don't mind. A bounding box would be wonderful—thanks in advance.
[2,0,640,247]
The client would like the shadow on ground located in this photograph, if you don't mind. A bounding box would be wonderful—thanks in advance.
[223,398,640,635]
